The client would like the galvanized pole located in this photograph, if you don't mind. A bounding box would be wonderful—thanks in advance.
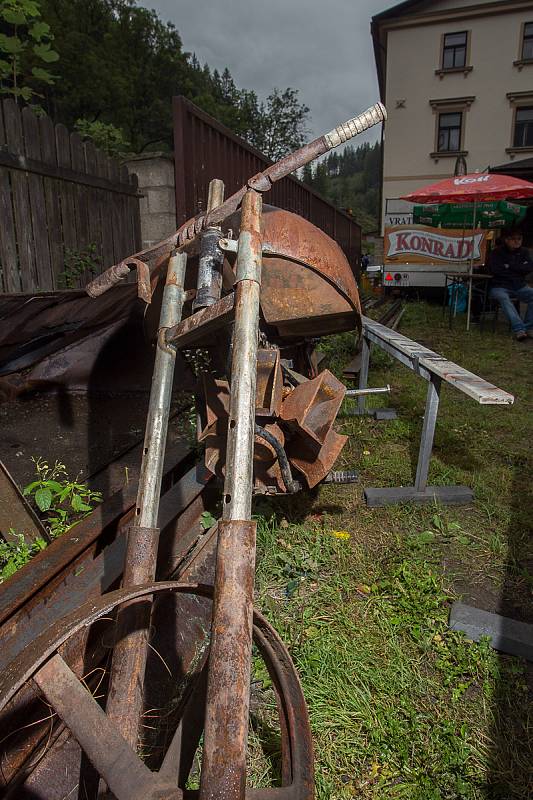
[105,251,188,750]
[193,179,225,311]
[414,375,442,493]
[357,337,371,415]
[199,189,262,800]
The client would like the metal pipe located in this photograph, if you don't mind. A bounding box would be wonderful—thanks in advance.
[199,190,263,800]
[199,520,256,800]
[414,375,441,493]
[193,179,225,311]
[345,385,391,397]
[357,338,371,414]
[105,251,187,750]
[221,190,263,522]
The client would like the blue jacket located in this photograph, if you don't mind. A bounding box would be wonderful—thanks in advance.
[488,245,533,291]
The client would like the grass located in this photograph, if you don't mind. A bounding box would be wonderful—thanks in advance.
[249,301,533,799]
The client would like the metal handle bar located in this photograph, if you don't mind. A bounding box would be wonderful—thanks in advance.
[86,102,386,298]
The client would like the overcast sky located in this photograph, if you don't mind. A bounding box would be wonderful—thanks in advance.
[147,0,389,147]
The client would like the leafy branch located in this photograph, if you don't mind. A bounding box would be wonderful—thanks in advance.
[0,0,59,104]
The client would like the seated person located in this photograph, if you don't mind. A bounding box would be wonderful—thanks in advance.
[488,228,533,341]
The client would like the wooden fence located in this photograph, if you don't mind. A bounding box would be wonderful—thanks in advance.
[0,99,141,293]
[173,96,362,274]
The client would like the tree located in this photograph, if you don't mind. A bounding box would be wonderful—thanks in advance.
[305,140,382,232]
[0,0,59,104]
[74,118,130,157]
[36,0,310,159]
[249,88,309,161]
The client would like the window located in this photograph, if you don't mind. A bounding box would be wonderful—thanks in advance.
[430,97,473,158]
[522,22,533,60]
[442,31,468,69]
[438,112,462,152]
[514,106,533,147]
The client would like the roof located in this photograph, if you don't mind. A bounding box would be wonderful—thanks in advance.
[372,0,433,24]
[490,157,533,179]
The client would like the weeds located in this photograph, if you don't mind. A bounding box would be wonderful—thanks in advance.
[0,533,47,583]
[58,243,101,289]
[23,457,102,538]
[0,457,102,584]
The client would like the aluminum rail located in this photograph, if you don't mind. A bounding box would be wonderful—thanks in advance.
[85,103,386,299]
[358,315,514,508]
[361,316,514,404]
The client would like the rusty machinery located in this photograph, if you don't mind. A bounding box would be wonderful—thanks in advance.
[0,103,386,800]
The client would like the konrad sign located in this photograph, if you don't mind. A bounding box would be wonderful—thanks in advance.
[384,225,488,265]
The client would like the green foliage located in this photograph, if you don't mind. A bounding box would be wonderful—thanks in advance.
[200,511,217,530]
[74,118,130,158]
[0,0,58,103]
[23,456,102,538]
[248,87,309,161]
[38,0,309,157]
[58,243,101,289]
[304,141,382,233]
[0,531,46,583]
[0,457,101,584]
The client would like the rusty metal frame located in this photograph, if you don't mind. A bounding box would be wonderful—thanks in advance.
[10,101,389,797]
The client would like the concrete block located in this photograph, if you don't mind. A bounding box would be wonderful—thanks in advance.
[146,187,175,214]
[125,153,175,189]
[364,485,473,507]
[140,213,176,249]
[344,407,397,420]
[449,602,533,661]
[373,408,397,420]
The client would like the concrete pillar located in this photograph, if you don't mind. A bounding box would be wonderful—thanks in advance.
[124,152,176,250]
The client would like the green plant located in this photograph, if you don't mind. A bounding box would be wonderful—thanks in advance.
[74,118,130,158]
[0,531,46,583]
[0,0,59,103]
[58,243,101,289]
[23,456,102,538]
[200,511,217,530]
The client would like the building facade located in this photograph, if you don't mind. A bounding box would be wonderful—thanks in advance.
[372,0,533,230]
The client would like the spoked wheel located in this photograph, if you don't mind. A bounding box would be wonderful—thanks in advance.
[0,582,313,800]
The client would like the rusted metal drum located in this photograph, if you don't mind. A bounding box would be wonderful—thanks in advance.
[222,205,361,338]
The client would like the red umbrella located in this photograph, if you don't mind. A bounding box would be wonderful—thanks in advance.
[401,172,533,331]
[401,172,533,204]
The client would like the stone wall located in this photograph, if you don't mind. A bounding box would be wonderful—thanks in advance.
[124,152,176,250]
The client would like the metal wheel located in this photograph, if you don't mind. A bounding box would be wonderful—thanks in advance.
[0,582,313,800]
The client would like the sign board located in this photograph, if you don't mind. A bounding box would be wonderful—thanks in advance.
[384,225,488,266]
[385,212,413,227]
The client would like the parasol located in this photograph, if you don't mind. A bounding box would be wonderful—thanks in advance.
[402,173,533,329]
[402,173,533,204]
